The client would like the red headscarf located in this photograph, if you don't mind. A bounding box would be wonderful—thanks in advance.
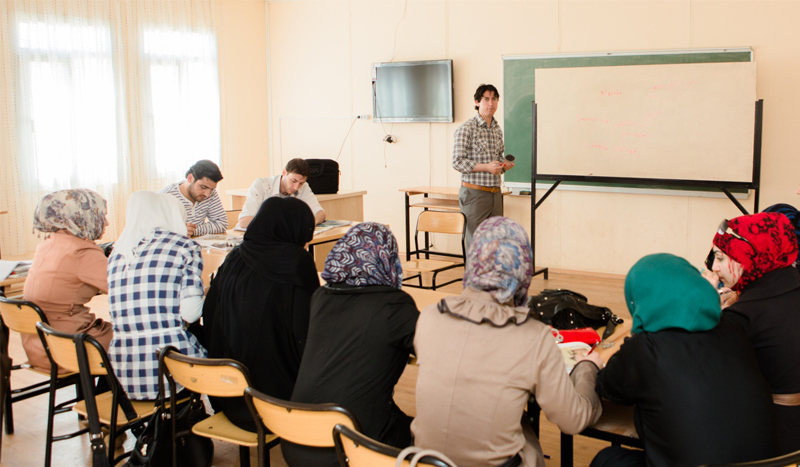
[712,212,798,292]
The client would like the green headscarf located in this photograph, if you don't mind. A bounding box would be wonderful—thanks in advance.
[625,253,721,334]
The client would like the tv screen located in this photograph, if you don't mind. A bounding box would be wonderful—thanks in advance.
[372,59,454,123]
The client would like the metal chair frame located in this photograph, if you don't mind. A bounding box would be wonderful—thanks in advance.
[403,210,467,290]
[333,424,453,467]
[0,296,83,466]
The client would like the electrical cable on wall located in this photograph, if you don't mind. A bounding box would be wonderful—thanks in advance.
[335,117,358,161]
[389,0,409,63]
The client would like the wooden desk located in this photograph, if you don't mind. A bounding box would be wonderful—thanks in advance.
[560,319,640,467]
[400,186,510,261]
[402,287,452,310]
[0,275,26,297]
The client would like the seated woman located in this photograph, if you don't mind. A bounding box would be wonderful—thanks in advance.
[202,197,319,429]
[412,217,603,467]
[22,189,113,373]
[281,222,418,467]
[108,191,205,400]
[706,212,800,455]
[592,253,775,467]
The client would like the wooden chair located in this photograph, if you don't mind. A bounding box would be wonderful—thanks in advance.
[333,424,453,467]
[158,346,279,467]
[244,387,360,467]
[226,210,242,230]
[402,210,467,290]
[0,297,83,466]
[201,249,227,289]
[700,448,800,467]
[36,322,159,466]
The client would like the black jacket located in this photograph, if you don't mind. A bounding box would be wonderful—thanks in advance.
[596,319,775,467]
[723,266,800,455]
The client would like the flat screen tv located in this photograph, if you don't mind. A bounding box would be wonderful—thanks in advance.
[372,59,454,123]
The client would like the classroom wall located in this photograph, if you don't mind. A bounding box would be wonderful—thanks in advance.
[216,0,271,205]
[260,0,800,275]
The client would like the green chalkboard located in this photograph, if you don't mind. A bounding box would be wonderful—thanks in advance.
[503,50,753,186]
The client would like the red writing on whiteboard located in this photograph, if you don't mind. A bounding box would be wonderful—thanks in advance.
[616,121,636,127]
[586,143,637,155]
[600,90,622,97]
[576,115,610,124]
[622,131,648,139]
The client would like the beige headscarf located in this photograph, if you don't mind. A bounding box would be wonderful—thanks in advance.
[33,189,107,240]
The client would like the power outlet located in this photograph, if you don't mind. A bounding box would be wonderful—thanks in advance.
[356,114,370,120]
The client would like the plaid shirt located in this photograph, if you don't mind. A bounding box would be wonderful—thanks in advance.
[107,228,206,399]
[452,113,505,187]
[159,182,228,236]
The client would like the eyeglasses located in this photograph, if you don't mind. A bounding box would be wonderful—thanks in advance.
[718,219,756,253]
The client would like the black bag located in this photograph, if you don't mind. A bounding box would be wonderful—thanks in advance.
[125,394,213,467]
[305,159,339,194]
[527,289,623,340]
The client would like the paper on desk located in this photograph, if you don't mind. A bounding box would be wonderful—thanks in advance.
[558,342,592,373]
[0,260,20,281]
[313,220,353,236]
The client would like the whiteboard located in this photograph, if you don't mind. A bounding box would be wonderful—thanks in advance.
[535,62,757,183]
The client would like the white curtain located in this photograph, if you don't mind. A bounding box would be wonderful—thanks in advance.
[0,0,220,255]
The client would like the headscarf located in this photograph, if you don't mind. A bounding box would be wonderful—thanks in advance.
[712,212,798,292]
[626,253,721,334]
[32,189,107,241]
[463,217,533,307]
[237,197,318,290]
[321,222,403,288]
[114,191,188,265]
[762,203,800,262]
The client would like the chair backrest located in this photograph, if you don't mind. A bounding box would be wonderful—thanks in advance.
[244,387,359,447]
[226,210,242,229]
[159,347,251,398]
[201,249,227,289]
[35,322,108,375]
[0,296,48,335]
[701,448,800,467]
[333,424,453,467]
[416,211,465,236]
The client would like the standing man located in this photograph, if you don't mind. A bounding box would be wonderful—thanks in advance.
[452,84,514,248]
[238,158,326,229]
[159,159,228,236]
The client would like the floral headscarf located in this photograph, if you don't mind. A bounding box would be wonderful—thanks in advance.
[464,217,533,306]
[321,222,403,288]
[33,189,107,241]
[712,212,798,292]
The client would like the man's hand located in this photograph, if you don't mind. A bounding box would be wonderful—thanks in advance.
[502,161,515,172]
[186,222,197,237]
[475,161,504,175]
[315,210,326,225]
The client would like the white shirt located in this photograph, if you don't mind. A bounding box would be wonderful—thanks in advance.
[239,174,324,221]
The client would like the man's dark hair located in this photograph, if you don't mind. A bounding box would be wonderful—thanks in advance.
[186,160,223,183]
[474,84,500,111]
[285,158,310,178]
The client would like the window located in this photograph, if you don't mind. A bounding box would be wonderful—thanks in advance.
[18,21,119,188]
[144,30,220,177]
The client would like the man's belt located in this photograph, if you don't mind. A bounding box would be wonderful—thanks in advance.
[773,393,800,406]
[462,182,500,193]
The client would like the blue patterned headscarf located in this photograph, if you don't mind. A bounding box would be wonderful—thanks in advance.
[464,217,533,306]
[321,222,403,288]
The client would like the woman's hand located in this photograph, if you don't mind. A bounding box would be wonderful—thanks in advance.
[576,351,605,369]
[718,287,740,309]
[701,269,720,288]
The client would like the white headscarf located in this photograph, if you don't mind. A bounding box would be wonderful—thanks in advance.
[113,191,188,265]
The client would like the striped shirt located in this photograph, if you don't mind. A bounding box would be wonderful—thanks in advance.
[452,113,505,187]
[159,182,228,236]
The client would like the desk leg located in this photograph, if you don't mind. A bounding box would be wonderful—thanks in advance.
[561,433,573,467]
[405,193,411,261]
[423,194,430,260]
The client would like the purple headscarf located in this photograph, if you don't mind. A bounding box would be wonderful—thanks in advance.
[321,222,403,288]
[464,217,533,306]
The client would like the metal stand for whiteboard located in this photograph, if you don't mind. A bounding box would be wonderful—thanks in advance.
[529,100,763,279]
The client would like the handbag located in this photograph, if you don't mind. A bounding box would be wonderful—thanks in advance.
[528,289,623,340]
[125,393,213,467]
[305,159,340,194]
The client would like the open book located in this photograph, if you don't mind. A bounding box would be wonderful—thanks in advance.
[558,342,593,373]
